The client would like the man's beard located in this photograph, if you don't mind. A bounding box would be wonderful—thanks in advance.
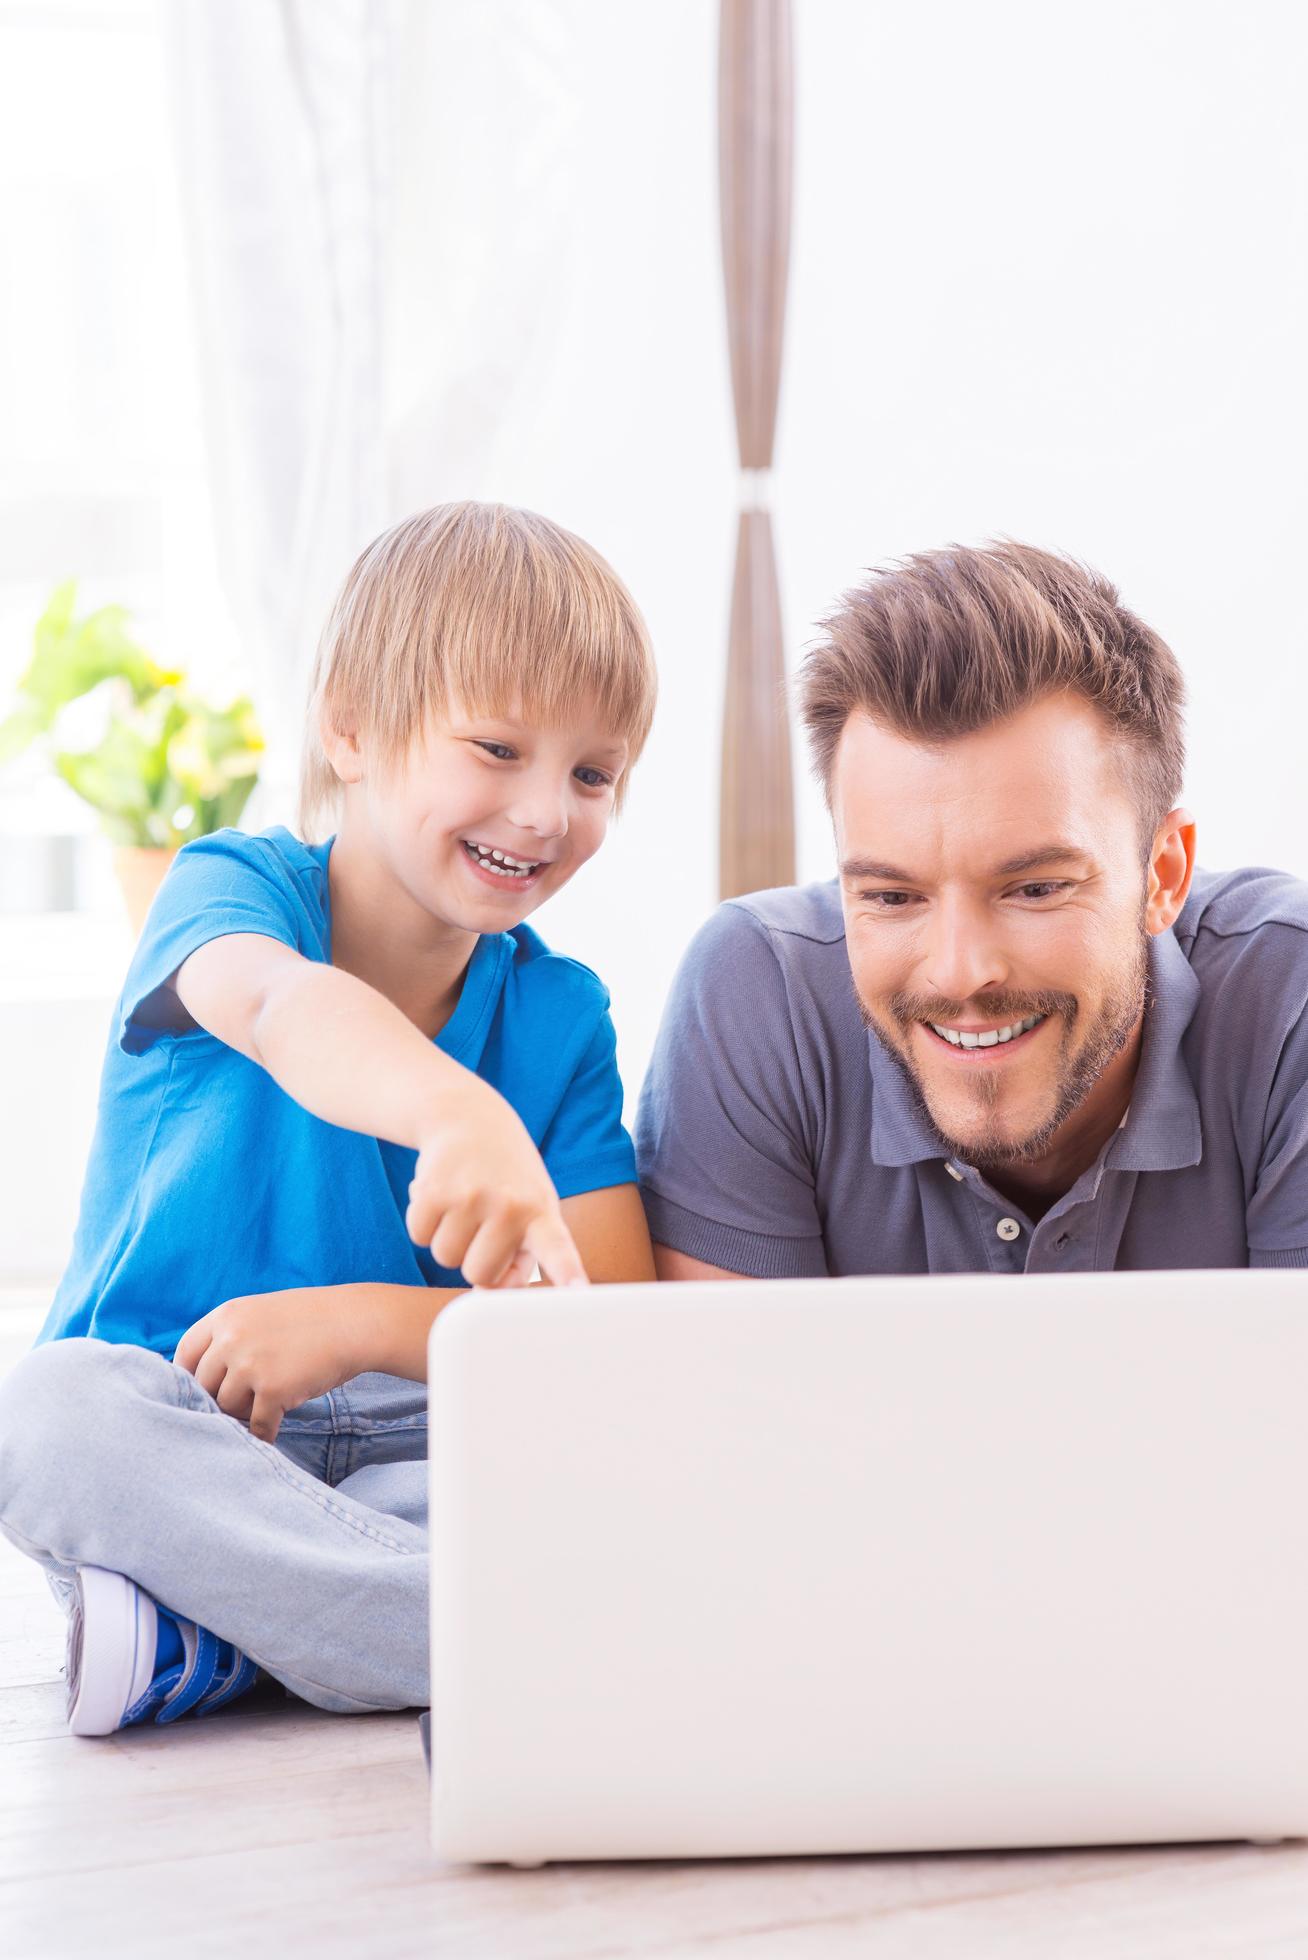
[858,933,1149,1171]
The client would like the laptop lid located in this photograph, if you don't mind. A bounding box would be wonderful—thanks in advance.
[428,1269,1308,1863]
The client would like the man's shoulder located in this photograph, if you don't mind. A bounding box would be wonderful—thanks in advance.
[1179,865,1308,1038]
[1179,863,1308,949]
[671,881,860,1052]
[725,879,847,946]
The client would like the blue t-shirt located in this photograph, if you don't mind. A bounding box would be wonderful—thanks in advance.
[40,826,636,1357]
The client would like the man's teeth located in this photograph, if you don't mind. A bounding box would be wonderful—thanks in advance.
[464,841,540,878]
[929,1013,1045,1049]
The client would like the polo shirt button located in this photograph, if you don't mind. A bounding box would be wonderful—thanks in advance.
[945,1163,964,1182]
[996,1217,1021,1242]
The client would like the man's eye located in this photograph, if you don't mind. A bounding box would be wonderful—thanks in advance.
[864,890,917,909]
[1013,882,1066,901]
[475,741,516,761]
[574,766,612,789]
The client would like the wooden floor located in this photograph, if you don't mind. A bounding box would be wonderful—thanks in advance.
[5,1294,1308,1958]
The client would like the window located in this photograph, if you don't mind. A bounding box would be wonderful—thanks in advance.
[0,0,240,900]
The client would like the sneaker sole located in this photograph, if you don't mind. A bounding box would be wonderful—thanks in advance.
[67,1567,157,1737]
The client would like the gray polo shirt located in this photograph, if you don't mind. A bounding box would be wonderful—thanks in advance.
[635,866,1308,1275]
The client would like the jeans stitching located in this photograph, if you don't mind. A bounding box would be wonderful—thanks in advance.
[230,1423,422,1554]
[162,1356,420,1555]
[338,1417,428,1434]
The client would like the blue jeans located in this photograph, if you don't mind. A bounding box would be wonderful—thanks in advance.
[0,1338,428,1713]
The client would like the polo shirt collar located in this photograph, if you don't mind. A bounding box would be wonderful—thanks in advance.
[867,1025,949,1167]
[1107,928,1202,1171]
[867,926,1203,1174]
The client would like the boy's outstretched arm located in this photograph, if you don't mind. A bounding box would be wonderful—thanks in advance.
[172,931,585,1290]
[175,1183,655,1442]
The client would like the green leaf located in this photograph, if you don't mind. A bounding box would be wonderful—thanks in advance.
[98,810,156,847]
[211,774,258,831]
[54,743,154,820]
[5,583,264,839]
[16,583,182,732]
[0,699,45,764]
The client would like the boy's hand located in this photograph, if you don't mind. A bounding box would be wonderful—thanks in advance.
[407,1080,589,1290]
[175,1289,361,1444]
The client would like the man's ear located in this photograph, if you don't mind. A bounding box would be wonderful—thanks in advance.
[1145,807,1197,935]
[319,714,364,788]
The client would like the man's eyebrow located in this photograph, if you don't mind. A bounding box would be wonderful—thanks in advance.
[840,859,915,882]
[992,845,1091,876]
[839,846,1091,883]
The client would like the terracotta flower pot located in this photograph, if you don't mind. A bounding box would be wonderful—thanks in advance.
[112,844,179,935]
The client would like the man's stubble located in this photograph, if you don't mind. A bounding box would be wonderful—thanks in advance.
[857,922,1150,1172]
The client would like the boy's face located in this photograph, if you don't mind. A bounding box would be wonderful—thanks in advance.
[349,698,629,934]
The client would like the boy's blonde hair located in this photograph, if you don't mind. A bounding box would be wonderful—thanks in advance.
[299,502,657,837]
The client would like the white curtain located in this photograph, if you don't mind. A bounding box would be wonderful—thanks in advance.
[164,0,408,798]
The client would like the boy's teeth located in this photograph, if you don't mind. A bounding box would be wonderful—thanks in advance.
[465,840,540,877]
[929,1013,1045,1049]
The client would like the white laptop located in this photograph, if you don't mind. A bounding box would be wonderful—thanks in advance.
[426,1269,1308,1864]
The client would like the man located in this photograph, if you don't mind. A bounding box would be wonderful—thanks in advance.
[637,541,1308,1278]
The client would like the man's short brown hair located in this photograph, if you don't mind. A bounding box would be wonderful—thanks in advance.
[799,541,1186,840]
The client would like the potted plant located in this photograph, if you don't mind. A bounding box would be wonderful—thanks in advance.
[0,582,263,930]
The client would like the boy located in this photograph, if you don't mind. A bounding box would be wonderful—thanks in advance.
[0,502,658,1734]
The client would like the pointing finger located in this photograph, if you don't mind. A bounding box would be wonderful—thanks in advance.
[526,1213,590,1289]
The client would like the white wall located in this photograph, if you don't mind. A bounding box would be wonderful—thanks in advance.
[377,0,1308,1104]
[381,0,732,1105]
[3,2,1305,1278]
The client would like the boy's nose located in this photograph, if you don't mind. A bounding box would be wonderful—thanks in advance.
[505,784,569,842]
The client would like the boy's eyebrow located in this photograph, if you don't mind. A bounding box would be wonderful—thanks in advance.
[840,845,1091,882]
[458,713,629,758]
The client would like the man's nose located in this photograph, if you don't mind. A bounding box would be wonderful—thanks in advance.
[506,776,570,841]
[922,898,1009,1006]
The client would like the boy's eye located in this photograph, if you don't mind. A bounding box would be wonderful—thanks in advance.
[474,741,517,761]
[574,766,612,789]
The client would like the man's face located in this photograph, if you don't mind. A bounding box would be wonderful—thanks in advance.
[833,692,1157,1170]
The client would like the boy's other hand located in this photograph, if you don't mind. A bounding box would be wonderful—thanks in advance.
[406,1081,589,1290]
[175,1289,362,1444]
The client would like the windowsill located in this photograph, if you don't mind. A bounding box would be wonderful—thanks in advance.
[0,913,131,1281]
[0,908,133,1003]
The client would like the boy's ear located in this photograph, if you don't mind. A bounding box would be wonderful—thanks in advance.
[319,714,364,788]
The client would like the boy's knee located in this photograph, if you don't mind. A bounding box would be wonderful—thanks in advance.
[0,1339,172,1514]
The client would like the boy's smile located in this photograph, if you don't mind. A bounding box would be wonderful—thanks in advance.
[459,838,550,890]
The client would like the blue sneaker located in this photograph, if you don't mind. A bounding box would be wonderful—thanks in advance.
[66,1566,261,1737]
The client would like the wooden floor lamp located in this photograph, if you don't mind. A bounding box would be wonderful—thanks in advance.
[718,0,795,901]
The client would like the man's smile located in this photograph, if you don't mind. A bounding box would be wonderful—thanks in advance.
[920,1012,1049,1059]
